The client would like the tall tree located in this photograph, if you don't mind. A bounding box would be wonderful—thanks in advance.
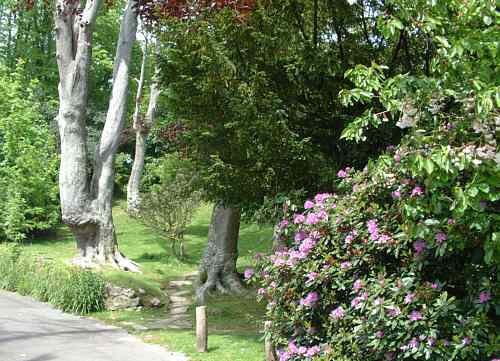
[127,39,161,215]
[55,0,139,271]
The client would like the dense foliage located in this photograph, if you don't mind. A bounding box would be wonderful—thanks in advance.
[154,0,412,209]
[0,245,106,314]
[0,65,59,241]
[249,1,499,360]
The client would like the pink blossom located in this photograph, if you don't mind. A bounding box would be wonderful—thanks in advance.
[367,219,379,240]
[377,234,391,244]
[351,297,362,308]
[317,210,329,221]
[289,249,307,261]
[373,297,384,306]
[462,337,471,346]
[305,213,319,225]
[288,340,298,354]
[258,288,266,296]
[330,306,345,320]
[408,338,420,349]
[306,346,320,357]
[278,350,292,361]
[409,310,423,321]
[435,232,447,243]
[244,268,254,279]
[300,292,319,307]
[411,186,424,197]
[274,258,286,267]
[299,238,317,255]
[404,293,415,304]
[304,200,315,209]
[353,279,363,292]
[340,261,351,270]
[306,272,318,282]
[413,240,427,255]
[315,193,332,204]
[427,338,436,347]
[479,291,491,304]
[278,219,289,229]
[375,330,385,338]
[298,346,307,355]
[337,169,348,178]
[430,282,439,289]
[293,214,305,224]
[447,218,456,225]
[394,154,401,163]
[294,231,306,242]
[391,190,401,199]
[387,306,401,317]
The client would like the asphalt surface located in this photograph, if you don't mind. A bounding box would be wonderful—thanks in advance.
[0,291,188,361]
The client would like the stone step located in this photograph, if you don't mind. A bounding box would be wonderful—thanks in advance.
[170,296,190,303]
[170,280,193,287]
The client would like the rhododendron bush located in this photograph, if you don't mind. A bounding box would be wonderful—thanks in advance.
[252,142,498,360]
[248,1,499,360]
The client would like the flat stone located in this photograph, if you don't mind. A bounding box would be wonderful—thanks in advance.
[169,281,192,287]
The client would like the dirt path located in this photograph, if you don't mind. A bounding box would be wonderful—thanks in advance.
[148,272,197,330]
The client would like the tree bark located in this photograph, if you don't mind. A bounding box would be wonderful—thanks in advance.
[55,0,139,271]
[127,44,161,215]
[196,201,244,305]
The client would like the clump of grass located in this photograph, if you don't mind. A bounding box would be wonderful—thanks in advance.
[0,244,105,314]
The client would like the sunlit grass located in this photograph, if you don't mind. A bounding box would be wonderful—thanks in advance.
[21,201,273,361]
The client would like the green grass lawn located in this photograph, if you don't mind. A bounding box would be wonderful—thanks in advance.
[20,202,273,361]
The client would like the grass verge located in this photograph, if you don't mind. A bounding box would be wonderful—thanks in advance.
[7,202,273,361]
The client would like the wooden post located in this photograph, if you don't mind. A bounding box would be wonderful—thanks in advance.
[265,321,277,361]
[196,306,207,352]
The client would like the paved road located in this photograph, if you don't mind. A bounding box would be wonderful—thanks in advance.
[0,291,188,361]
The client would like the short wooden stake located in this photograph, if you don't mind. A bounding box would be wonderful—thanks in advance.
[196,306,207,352]
[265,321,277,361]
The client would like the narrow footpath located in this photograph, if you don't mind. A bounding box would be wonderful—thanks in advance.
[0,291,187,361]
[148,272,197,330]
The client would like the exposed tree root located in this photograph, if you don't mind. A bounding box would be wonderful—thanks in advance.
[71,250,141,273]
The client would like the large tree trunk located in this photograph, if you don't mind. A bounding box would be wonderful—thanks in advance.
[196,201,244,305]
[55,0,139,271]
[127,44,161,215]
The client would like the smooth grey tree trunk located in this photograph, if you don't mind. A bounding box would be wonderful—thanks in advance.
[127,44,161,215]
[196,201,244,305]
[55,0,139,271]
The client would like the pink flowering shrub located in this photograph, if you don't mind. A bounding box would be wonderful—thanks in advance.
[250,144,498,359]
[249,115,498,360]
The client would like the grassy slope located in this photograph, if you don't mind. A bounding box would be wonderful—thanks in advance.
[22,203,273,361]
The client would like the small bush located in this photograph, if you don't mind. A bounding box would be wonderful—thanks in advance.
[0,245,105,314]
[139,153,202,256]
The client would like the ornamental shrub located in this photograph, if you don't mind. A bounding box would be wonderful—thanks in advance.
[253,129,498,360]
[250,1,499,360]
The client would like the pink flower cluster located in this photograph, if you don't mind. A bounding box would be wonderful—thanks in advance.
[367,219,379,241]
[337,167,351,178]
[345,229,358,245]
[330,306,345,320]
[244,268,254,279]
[278,341,321,361]
[300,292,319,307]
